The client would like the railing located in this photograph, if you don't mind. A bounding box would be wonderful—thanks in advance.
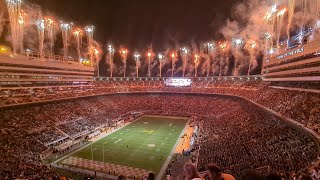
[94,75,263,81]
[22,51,91,67]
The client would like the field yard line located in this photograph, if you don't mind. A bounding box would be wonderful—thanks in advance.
[156,118,190,180]
[143,115,189,120]
[114,139,122,144]
[51,116,143,165]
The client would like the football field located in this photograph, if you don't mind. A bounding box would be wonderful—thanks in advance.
[58,116,189,178]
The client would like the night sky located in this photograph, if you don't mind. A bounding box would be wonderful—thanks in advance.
[31,0,240,50]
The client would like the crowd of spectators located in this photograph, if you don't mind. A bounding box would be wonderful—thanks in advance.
[0,93,319,179]
[197,104,317,178]
[1,79,319,139]
[57,118,99,137]
[32,128,66,145]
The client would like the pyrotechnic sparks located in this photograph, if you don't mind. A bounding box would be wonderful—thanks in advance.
[108,45,115,77]
[194,54,200,77]
[276,9,286,48]
[180,47,189,77]
[219,42,228,77]
[158,53,163,78]
[232,38,244,76]
[245,40,258,75]
[85,25,94,64]
[73,28,83,62]
[45,18,55,55]
[120,49,128,77]
[203,42,215,77]
[232,38,244,48]
[171,53,176,77]
[6,0,24,54]
[93,46,101,77]
[219,42,227,52]
[287,0,295,48]
[5,0,320,78]
[60,21,72,58]
[134,53,141,77]
[36,19,45,59]
[265,4,278,51]
[147,51,153,77]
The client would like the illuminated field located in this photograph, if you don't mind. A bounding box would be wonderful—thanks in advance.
[58,116,188,177]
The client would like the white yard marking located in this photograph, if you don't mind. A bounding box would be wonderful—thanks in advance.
[114,139,122,144]
[148,144,156,147]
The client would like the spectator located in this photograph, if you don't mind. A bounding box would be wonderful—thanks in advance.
[205,163,235,180]
[240,169,264,180]
[118,175,127,180]
[184,163,202,180]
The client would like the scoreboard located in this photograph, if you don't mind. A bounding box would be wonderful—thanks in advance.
[165,78,192,87]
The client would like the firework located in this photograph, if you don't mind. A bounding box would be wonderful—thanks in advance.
[219,42,228,77]
[158,54,163,78]
[134,53,141,77]
[232,38,244,76]
[60,21,72,59]
[287,0,295,48]
[94,46,100,77]
[204,43,215,76]
[73,28,83,62]
[45,18,55,56]
[108,45,115,77]
[120,49,128,77]
[6,0,25,54]
[194,54,200,77]
[180,47,189,77]
[245,40,257,75]
[276,9,286,49]
[310,0,320,39]
[265,4,277,51]
[171,53,176,77]
[147,51,153,78]
[36,19,45,59]
[85,25,94,64]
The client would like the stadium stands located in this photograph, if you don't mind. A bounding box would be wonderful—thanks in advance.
[0,92,319,179]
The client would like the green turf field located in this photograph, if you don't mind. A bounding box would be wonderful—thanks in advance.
[61,116,188,174]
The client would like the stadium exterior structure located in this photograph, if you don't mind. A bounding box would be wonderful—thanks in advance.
[262,38,320,91]
[0,52,94,86]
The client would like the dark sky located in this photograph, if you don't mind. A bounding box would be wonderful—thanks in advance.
[30,0,239,50]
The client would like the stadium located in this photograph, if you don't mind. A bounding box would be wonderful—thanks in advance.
[1,0,320,180]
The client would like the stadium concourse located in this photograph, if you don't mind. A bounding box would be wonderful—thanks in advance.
[0,77,320,179]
